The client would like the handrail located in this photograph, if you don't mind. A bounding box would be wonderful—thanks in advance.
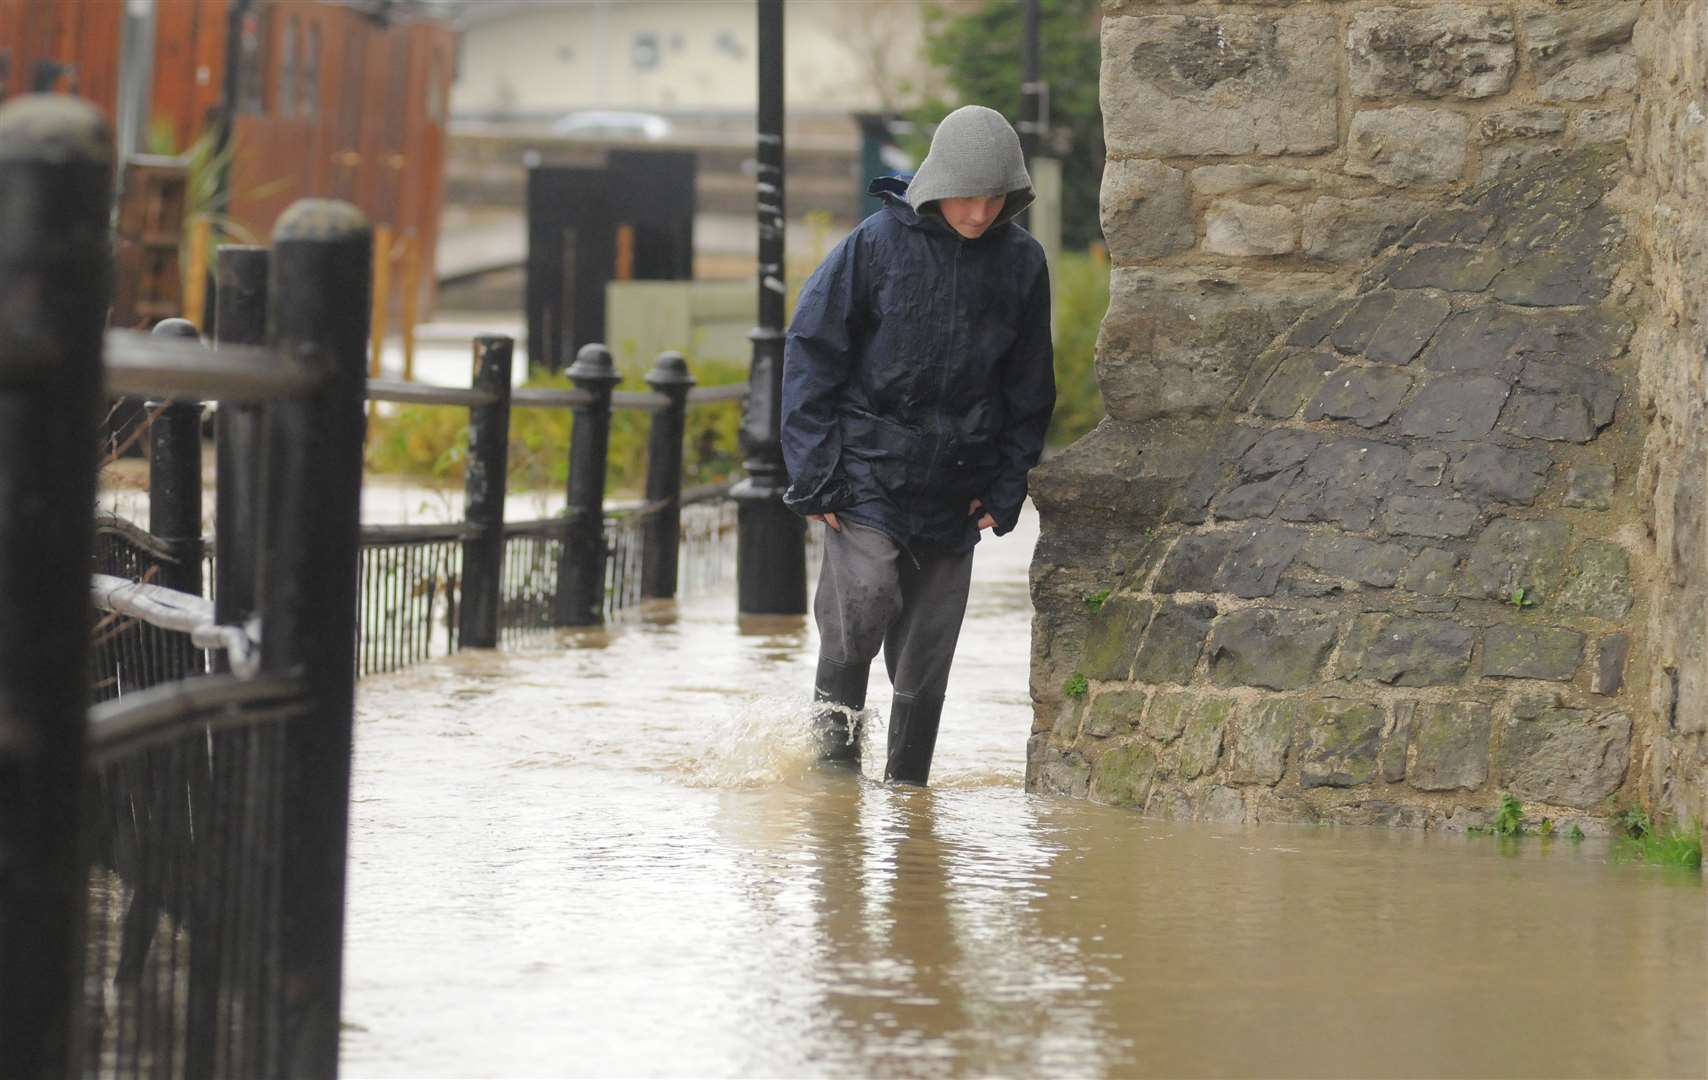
[359,521,484,544]
[367,378,500,408]
[94,511,184,565]
[104,328,320,401]
[687,384,748,405]
[512,386,594,409]
[85,670,307,768]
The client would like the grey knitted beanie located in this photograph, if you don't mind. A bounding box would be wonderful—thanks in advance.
[906,105,1034,226]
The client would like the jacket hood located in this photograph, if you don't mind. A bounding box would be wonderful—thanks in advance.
[903,105,1034,229]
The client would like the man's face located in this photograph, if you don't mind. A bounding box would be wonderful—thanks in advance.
[938,194,1007,239]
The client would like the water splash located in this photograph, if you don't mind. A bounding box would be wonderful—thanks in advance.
[678,693,882,788]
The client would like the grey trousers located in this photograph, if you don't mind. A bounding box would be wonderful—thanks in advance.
[814,520,974,700]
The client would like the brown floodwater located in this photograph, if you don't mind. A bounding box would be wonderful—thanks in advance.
[341,508,1706,1079]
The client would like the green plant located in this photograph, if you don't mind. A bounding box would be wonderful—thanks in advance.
[1615,804,1654,839]
[1063,672,1089,699]
[1492,793,1524,836]
[1538,818,1554,838]
[1047,251,1109,447]
[1083,588,1111,614]
[1568,823,1585,843]
[1612,815,1703,870]
[1506,587,1538,609]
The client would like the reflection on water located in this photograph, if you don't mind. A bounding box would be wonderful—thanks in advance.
[342,508,1706,1079]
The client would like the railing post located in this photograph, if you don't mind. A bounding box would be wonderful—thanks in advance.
[0,93,112,1080]
[642,351,694,600]
[553,343,619,626]
[212,245,269,655]
[260,199,370,1076]
[458,334,514,648]
[148,318,206,596]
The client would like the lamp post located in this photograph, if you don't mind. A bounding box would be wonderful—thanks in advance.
[733,0,807,617]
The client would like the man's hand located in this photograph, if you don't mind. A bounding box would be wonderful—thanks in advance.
[968,499,996,531]
[808,512,842,531]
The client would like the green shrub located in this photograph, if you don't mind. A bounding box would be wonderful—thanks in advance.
[365,357,749,496]
[1612,807,1703,870]
[1049,251,1108,447]
[1063,672,1089,699]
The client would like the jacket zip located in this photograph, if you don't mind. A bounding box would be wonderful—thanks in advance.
[919,238,960,543]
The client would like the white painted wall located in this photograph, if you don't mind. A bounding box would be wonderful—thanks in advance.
[451,0,934,118]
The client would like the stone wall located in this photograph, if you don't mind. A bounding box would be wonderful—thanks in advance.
[1622,1,1708,826]
[1023,0,1703,830]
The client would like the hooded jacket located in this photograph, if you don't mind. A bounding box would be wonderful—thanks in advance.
[780,108,1055,551]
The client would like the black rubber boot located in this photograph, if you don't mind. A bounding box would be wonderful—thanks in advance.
[884,691,944,786]
[812,656,869,765]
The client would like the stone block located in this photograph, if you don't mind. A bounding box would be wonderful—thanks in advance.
[1408,450,1448,487]
[1208,609,1339,690]
[1492,249,1616,307]
[1287,298,1356,348]
[1418,306,1531,379]
[1403,548,1460,595]
[1133,601,1217,684]
[1367,291,1454,366]
[1498,705,1631,808]
[1143,689,1192,743]
[1517,360,1621,430]
[1204,200,1298,257]
[1215,527,1306,598]
[1387,247,1505,292]
[1178,697,1232,780]
[1101,159,1195,259]
[1239,429,1324,480]
[1035,744,1092,798]
[1524,3,1639,103]
[1193,163,1319,197]
[1479,109,1568,142]
[1276,439,1409,531]
[1569,108,1631,147]
[1152,532,1234,594]
[1399,375,1511,440]
[1080,595,1155,680]
[1339,613,1477,687]
[1347,107,1471,187]
[1451,444,1552,505]
[1384,495,1480,540]
[1478,140,1564,185]
[1052,698,1087,739]
[1089,742,1158,807]
[1499,391,1595,443]
[1379,700,1417,782]
[1298,535,1410,587]
[1463,518,1572,604]
[1482,624,1585,681]
[1408,701,1492,791]
[1562,464,1615,510]
[1213,469,1299,520]
[1331,291,1400,355]
[1299,700,1386,788]
[1196,785,1247,825]
[1593,634,1629,696]
[1251,351,1338,419]
[1555,541,1633,619]
[1102,13,1340,157]
[1085,689,1149,738]
[1303,196,1431,264]
[1097,268,1336,424]
[1304,366,1413,428]
[1347,7,1516,100]
[1229,699,1296,785]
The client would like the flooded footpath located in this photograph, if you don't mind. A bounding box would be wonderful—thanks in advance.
[341,508,1706,1079]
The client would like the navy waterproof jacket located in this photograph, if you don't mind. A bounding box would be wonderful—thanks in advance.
[780,176,1055,552]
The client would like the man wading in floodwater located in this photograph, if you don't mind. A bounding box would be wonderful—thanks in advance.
[781,105,1055,786]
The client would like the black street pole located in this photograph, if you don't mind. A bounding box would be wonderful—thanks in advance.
[733,0,806,617]
[1018,0,1043,230]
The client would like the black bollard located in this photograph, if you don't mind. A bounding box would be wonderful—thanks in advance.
[147,318,206,596]
[553,343,620,626]
[0,93,112,1080]
[734,0,808,617]
[457,334,514,648]
[212,246,269,650]
[260,199,370,1076]
[641,352,694,600]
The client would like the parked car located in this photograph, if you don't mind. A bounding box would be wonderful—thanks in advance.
[551,110,672,140]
